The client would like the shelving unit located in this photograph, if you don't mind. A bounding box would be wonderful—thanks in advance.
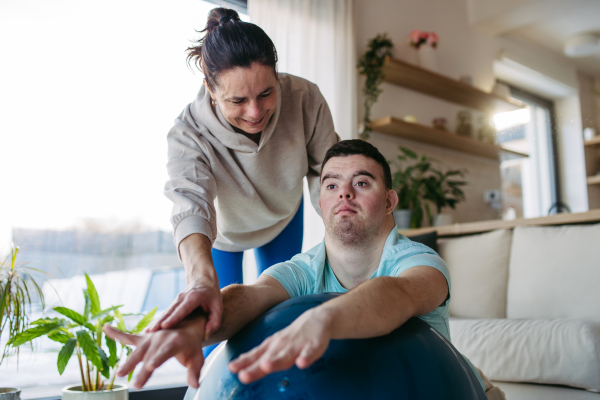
[381,57,525,114]
[369,116,528,160]
[587,175,600,186]
[584,136,600,147]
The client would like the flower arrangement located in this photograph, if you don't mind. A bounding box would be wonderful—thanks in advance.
[409,30,439,49]
[10,273,157,392]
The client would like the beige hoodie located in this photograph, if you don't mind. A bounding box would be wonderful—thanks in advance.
[164,74,339,252]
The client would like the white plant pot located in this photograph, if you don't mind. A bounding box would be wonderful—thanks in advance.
[432,213,453,227]
[393,209,413,229]
[62,385,128,400]
[0,388,21,400]
[418,46,438,72]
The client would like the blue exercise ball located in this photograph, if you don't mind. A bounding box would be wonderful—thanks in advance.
[190,293,486,400]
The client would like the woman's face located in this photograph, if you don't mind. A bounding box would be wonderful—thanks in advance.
[206,62,278,135]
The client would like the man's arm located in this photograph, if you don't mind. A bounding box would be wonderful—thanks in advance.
[103,275,290,389]
[228,266,447,384]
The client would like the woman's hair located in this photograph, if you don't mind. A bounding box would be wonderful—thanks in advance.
[187,8,278,91]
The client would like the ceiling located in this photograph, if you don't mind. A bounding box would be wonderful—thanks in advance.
[468,0,600,76]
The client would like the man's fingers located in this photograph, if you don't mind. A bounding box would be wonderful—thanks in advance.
[203,306,223,339]
[118,340,150,377]
[145,341,177,371]
[261,348,296,372]
[103,325,140,346]
[186,353,204,389]
[228,341,269,373]
[237,361,269,384]
[132,361,156,389]
[295,343,323,369]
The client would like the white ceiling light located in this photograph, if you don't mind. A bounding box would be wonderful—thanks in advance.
[564,33,600,58]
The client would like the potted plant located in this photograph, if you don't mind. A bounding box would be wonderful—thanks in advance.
[1,247,45,400]
[390,147,431,229]
[390,147,467,228]
[10,273,156,399]
[357,33,394,140]
[423,167,467,226]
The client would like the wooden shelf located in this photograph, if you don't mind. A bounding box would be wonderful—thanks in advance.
[584,136,600,146]
[381,57,525,114]
[587,175,600,185]
[400,209,600,238]
[370,116,518,160]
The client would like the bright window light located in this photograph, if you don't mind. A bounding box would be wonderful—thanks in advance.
[493,108,531,131]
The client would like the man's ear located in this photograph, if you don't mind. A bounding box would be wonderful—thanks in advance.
[386,189,399,214]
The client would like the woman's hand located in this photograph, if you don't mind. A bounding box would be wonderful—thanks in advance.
[227,308,333,384]
[148,233,222,338]
[104,317,206,388]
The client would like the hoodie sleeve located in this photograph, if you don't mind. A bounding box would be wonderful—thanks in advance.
[164,121,218,255]
[305,84,340,216]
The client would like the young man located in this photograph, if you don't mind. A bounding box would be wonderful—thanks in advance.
[105,140,487,392]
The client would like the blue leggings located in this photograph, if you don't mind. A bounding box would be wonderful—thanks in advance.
[204,198,304,356]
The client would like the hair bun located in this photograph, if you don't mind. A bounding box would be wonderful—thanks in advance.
[220,15,232,25]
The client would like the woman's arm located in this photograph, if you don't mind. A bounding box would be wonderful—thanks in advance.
[150,233,222,338]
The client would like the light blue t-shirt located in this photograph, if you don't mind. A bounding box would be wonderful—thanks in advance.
[263,228,485,391]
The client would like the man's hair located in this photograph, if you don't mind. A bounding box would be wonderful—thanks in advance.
[321,140,392,190]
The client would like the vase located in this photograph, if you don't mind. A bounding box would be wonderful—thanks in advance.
[393,209,413,229]
[0,388,20,400]
[403,46,419,65]
[418,46,438,72]
[432,213,453,227]
[61,385,128,400]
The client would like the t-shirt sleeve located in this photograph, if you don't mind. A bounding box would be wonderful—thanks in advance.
[387,244,451,305]
[262,255,315,298]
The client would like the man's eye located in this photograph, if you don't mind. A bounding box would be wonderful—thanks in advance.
[259,91,272,98]
[327,184,336,189]
[232,100,244,104]
[356,182,367,187]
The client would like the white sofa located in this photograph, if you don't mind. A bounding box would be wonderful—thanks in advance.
[435,223,600,399]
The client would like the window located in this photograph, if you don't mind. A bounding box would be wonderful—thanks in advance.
[0,1,247,397]
[495,85,561,219]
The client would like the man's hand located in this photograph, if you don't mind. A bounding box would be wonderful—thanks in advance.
[148,278,222,338]
[103,317,206,389]
[228,308,333,384]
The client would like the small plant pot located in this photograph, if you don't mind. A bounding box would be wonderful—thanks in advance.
[61,385,128,400]
[432,213,453,227]
[393,209,413,229]
[0,388,21,400]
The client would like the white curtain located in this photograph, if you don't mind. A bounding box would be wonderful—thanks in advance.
[241,0,356,279]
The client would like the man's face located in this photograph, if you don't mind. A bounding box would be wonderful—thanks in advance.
[319,155,394,245]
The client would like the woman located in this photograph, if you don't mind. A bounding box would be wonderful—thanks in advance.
[150,8,338,345]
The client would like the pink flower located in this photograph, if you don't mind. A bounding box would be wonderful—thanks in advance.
[409,30,421,44]
[419,31,429,40]
[427,32,439,48]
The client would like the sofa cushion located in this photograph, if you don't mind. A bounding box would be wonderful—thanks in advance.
[493,381,600,400]
[408,230,438,252]
[438,229,512,318]
[450,318,600,392]
[507,224,600,321]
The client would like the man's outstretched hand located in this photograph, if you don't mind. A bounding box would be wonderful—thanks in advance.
[103,317,206,389]
[227,308,332,384]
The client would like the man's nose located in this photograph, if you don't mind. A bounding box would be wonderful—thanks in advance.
[339,184,354,199]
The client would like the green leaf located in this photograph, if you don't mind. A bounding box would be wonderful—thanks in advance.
[83,289,91,319]
[92,305,123,320]
[9,322,63,346]
[132,307,158,334]
[85,273,101,316]
[98,346,111,379]
[48,329,74,344]
[57,338,77,375]
[31,317,64,326]
[54,307,88,326]
[115,309,126,331]
[106,336,118,367]
[77,330,103,371]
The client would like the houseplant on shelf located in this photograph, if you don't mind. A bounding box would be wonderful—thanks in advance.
[357,33,394,140]
[423,167,467,226]
[10,273,157,400]
[1,246,45,400]
[390,147,467,229]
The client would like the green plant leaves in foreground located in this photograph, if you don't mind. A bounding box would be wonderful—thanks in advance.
[76,330,103,372]
[132,307,157,334]
[9,321,65,347]
[85,273,101,316]
[57,338,77,375]
[106,336,118,367]
[54,307,87,326]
